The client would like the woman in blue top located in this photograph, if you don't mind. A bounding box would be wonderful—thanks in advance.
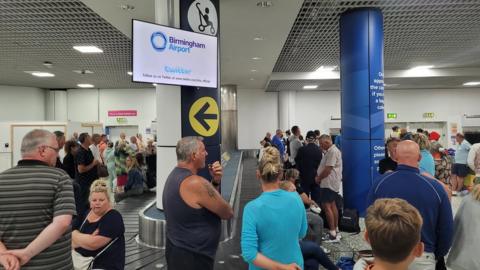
[412,133,435,176]
[241,147,307,270]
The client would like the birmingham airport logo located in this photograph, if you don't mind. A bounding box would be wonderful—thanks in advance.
[150,32,168,52]
[150,31,206,54]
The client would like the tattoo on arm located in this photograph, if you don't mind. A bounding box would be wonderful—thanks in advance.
[203,182,217,198]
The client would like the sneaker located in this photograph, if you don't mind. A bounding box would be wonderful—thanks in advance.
[336,232,342,240]
[323,233,340,243]
[321,246,331,255]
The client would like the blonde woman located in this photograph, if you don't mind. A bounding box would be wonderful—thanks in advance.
[241,147,307,270]
[115,155,144,202]
[412,133,435,176]
[72,179,125,270]
[447,184,480,269]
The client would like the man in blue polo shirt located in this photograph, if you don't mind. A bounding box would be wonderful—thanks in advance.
[367,140,453,270]
[271,129,285,162]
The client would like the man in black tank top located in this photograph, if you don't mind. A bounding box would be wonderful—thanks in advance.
[163,137,234,270]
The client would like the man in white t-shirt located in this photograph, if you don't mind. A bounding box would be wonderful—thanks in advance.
[316,134,342,242]
[89,133,103,164]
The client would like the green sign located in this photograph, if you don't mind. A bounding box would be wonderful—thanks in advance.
[387,113,397,119]
[423,112,435,118]
[116,117,128,124]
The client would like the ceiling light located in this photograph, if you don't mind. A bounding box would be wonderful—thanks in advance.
[315,66,336,72]
[77,84,94,88]
[463,81,480,86]
[253,36,264,41]
[256,1,273,8]
[127,71,133,76]
[303,85,318,89]
[42,61,53,68]
[26,71,55,77]
[411,65,434,70]
[250,78,255,81]
[251,57,262,60]
[73,69,94,74]
[73,46,103,53]
[251,69,257,72]
[152,83,158,86]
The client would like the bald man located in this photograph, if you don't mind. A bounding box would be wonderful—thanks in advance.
[367,140,453,270]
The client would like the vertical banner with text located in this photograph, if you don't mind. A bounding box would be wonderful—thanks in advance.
[340,8,384,216]
[180,0,220,181]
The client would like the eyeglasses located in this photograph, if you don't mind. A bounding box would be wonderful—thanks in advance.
[42,145,60,153]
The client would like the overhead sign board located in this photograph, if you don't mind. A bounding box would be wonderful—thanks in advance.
[132,19,218,88]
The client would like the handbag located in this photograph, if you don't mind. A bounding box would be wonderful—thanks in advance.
[339,208,361,233]
[72,211,119,270]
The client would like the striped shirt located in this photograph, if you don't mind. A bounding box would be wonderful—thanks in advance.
[0,160,76,270]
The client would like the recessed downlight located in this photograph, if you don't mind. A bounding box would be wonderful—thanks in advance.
[315,66,336,72]
[127,71,133,76]
[77,84,94,88]
[303,85,318,89]
[73,46,103,53]
[253,36,264,41]
[251,57,262,60]
[152,83,158,86]
[463,81,480,86]
[251,69,257,72]
[25,71,55,77]
[250,78,255,81]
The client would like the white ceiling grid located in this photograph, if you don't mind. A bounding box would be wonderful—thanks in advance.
[269,0,480,91]
[0,0,147,89]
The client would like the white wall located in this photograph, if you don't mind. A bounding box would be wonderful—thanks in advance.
[237,89,278,149]
[295,91,341,134]
[237,87,480,149]
[67,89,99,122]
[67,88,156,137]
[0,85,46,121]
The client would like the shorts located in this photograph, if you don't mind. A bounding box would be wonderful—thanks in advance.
[166,238,214,270]
[452,164,470,177]
[319,188,338,204]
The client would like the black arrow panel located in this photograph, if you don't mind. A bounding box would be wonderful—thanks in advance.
[181,87,221,147]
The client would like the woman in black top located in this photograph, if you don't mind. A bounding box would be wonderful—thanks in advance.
[72,179,125,270]
[62,140,78,179]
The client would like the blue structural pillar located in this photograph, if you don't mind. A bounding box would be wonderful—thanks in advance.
[340,8,385,216]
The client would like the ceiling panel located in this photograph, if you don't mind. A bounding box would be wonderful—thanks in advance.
[273,0,480,72]
[0,0,150,89]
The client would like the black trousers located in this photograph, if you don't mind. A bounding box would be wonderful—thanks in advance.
[166,238,214,270]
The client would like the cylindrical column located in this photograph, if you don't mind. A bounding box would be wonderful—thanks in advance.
[340,8,385,215]
[221,85,237,152]
[46,90,68,121]
[278,90,296,131]
[155,0,181,210]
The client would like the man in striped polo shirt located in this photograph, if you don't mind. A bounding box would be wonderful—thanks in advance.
[0,129,76,269]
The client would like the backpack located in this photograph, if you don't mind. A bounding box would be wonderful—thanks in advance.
[336,256,355,270]
[339,208,361,233]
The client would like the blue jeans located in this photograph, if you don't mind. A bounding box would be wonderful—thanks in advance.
[300,240,337,270]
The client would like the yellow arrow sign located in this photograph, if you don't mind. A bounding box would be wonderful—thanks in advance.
[188,97,219,137]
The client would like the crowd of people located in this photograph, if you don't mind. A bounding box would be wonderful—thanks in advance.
[0,129,157,270]
[250,125,480,270]
[1,125,480,270]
